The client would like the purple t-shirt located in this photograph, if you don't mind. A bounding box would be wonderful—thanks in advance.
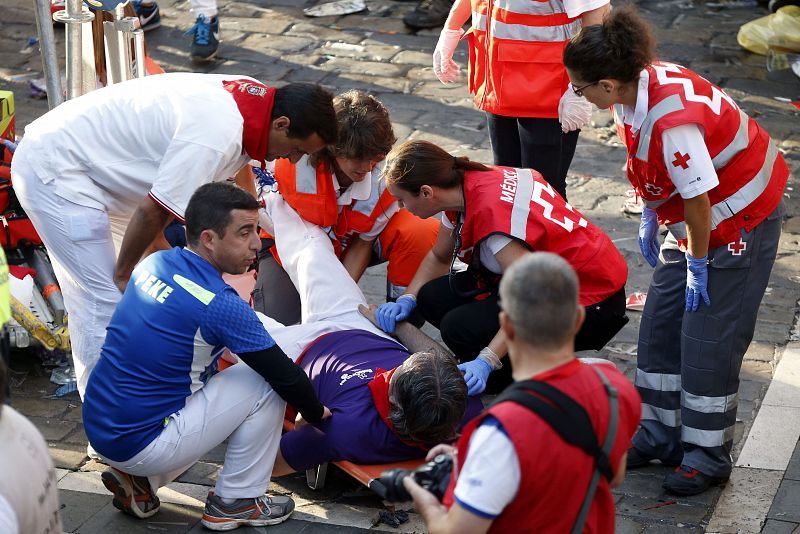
[280,329,483,470]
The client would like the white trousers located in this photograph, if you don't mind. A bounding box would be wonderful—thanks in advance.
[105,363,285,499]
[189,0,218,19]
[11,147,126,399]
[255,195,393,361]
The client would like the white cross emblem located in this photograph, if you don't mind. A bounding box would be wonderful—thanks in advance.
[644,183,663,196]
[727,239,747,256]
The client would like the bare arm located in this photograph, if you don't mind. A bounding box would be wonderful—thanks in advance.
[404,220,455,297]
[359,304,455,361]
[234,165,258,198]
[444,0,472,30]
[342,236,374,283]
[683,193,711,259]
[114,196,174,292]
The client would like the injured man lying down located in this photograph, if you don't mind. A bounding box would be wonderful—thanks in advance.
[256,194,483,475]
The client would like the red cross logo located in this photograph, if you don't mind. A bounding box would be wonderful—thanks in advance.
[672,152,691,169]
[728,239,747,256]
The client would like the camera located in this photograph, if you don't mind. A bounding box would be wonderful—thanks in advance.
[370,454,454,502]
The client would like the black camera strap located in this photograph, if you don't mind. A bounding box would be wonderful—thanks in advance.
[490,365,619,534]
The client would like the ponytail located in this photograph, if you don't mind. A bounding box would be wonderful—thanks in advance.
[564,6,657,84]
[383,140,490,195]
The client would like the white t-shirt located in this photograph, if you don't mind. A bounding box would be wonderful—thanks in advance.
[0,406,63,534]
[21,72,252,220]
[453,417,520,518]
[616,69,719,200]
[441,214,512,274]
[563,0,610,19]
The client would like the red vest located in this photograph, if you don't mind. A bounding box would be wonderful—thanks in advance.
[443,360,642,533]
[466,0,582,118]
[618,62,788,249]
[450,167,627,306]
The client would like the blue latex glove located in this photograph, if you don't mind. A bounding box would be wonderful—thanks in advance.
[458,358,493,396]
[638,207,660,268]
[375,295,417,333]
[685,254,711,312]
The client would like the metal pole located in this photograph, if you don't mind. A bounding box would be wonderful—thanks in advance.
[53,0,94,100]
[32,0,64,109]
[133,29,146,78]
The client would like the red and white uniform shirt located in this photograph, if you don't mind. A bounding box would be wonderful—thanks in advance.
[445,166,627,306]
[613,62,788,249]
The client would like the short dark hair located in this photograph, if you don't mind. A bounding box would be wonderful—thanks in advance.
[272,83,337,145]
[185,182,259,245]
[390,351,468,446]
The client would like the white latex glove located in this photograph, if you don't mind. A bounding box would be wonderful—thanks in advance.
[433,28,464,84]
[558,88,593,133]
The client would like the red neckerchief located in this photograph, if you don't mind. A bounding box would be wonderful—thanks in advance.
[368,368,427,450]
[222,79,276,169]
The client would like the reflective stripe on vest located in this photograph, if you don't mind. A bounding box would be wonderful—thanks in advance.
[634,94,685,162]
[510,168,536,237]
[682,390,737,414]
[711,109,749,169]
[471,11,581,41]
[351,181,384,217]
[683,425,734,448]
[664,139,782,240]
[495,0,566,16]
[635,368,682,392]
[641,404,681,428]
[295,163,319,194]
[709,140,779,231]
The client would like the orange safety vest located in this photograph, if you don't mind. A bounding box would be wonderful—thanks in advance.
[376,208,439,291]
[467,0,583,118]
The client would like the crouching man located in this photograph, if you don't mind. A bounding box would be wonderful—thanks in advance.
[82,182,330,531]
[405,253,642,533]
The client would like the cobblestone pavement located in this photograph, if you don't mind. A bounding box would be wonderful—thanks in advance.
[2,0,799,531]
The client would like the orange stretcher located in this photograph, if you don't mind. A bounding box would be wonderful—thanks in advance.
[281,420,425,491]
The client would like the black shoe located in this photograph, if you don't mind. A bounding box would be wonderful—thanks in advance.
[186,14,220,62]
[662,465,728,496]
[403,0,452,30]
[626,447,681,469]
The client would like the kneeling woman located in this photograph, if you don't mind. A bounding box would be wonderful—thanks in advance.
[375,140,629,395]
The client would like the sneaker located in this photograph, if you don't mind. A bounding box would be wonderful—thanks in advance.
[403,0,453,30]
[201,492,294,531]
[186,14,220,62]
[662,465,728,496]
[101,468,160,519]
[131,0,162,32]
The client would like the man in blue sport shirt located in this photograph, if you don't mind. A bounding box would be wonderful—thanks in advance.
[83,182,331,531]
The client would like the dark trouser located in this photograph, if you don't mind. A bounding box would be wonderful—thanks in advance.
[486,114,579,200]
[417,272,628,393]
[633,202,784,478]
[252,240,302,326]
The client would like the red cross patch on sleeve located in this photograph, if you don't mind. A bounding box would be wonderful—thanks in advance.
[672,152,691,169]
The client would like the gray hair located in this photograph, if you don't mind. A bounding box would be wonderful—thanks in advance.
[499,252,580,350]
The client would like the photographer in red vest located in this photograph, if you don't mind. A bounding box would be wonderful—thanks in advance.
[404,253,641,533]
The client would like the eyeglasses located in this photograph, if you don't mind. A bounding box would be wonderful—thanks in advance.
[571,81,598,97]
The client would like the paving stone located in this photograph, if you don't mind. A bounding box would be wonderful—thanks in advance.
[222,15,294,35]
[235,34,316,54]
[175,461,220,486]
[785,439,800,482]
[391,50,432,65]
[616,495,710,526]
[76,500,202,533]
[59,489,114,533]
[318,41,401,62]
[320,72,409,94]
[318,56,406,78]
[11,396,71,418]
[615,516,647,534]
[769,479,800,523]
[708,467,784,533]
[30,416,78,441]
[49,444,89,470]
[285,23,364,45]
[643,524,705,533]
[761,518,800,534]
